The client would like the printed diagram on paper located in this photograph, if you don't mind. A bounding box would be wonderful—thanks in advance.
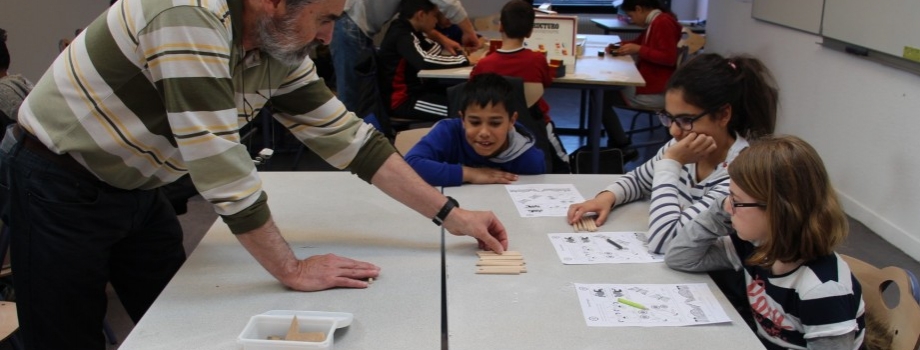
[548,232,663,264]
[574,283,731,327]
[505,184,585,217]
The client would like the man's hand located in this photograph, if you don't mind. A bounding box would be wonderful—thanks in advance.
[567,191,616,227]
[457,18,480,49]
[442,208,509,253]
[281,253,380,291]
[369,154,511,255]
[235,217,379,291]
[663,132,717,165]
[463,166,519,184]
[427,29,462,55]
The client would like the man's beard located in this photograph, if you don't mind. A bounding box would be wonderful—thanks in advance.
[257,11,321,65]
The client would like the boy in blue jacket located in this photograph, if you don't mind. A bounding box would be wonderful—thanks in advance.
[405,73,546,186]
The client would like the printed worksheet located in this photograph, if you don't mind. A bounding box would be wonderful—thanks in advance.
[548,232,663,264]
[574,283,731,327]
[505,184,585,217]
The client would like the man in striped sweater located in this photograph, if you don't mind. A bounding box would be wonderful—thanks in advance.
[0,0,508,349]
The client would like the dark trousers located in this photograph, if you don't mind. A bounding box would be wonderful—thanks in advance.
[0,127,186,350]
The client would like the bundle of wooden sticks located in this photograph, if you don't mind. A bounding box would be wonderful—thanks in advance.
[573,216,598,232]
[475,251,526,275]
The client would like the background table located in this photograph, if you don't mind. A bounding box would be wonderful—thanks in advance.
[592,18,706,35]
[442,174,765,350]
[119,172,444,350]
[418,35,645,173]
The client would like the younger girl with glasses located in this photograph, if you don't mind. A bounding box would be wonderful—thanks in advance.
[665,135,866,350]
[567,53,778,254]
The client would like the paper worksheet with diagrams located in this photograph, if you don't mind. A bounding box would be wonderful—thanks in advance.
[505,184,585,217]
[548,232,664,264]
[574,283,731,327]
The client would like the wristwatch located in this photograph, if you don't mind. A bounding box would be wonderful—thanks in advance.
[432,196,459,226]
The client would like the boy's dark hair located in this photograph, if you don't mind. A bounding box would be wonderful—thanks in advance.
[461,73,515,116]
[399,0,437,20]
[0,28,10,71]
[500,0,535,39]
[620,0,668,12]
[666,53,778,139]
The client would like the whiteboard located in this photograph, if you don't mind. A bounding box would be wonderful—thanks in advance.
[752,0,824,34]
[822,0,920,62]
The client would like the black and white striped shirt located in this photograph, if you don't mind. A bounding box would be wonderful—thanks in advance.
[605,136,748,253]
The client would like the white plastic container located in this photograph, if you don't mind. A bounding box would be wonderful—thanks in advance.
[238,310,354,350]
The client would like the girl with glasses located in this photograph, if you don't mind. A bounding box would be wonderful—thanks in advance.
[665,135,866,350]
[567,53,778,254]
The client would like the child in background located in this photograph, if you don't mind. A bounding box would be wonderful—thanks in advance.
[0,28,33,130]
[471,0,570,173]
[405,73,546,186]
[567,53,778,254]
[378,0,478,122]
[602,0,681,150]
[665,135,866,350]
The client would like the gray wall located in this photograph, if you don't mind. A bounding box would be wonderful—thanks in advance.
[1,1,107,82]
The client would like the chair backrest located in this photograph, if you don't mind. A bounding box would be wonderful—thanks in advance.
[841,254,920,350]
[569,146,624,174]
[394,126,433,155]
[522,82,544,108]
[677,27,706,66]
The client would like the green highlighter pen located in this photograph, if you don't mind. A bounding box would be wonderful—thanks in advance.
[617,297,648,310]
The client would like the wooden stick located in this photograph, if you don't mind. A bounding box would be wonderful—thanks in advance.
[476,266,527,274]
[477,260,526,266]
[284,317,327,342]
[583,217,597,232]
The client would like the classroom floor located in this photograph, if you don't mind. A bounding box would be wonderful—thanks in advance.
[0,89,910,350]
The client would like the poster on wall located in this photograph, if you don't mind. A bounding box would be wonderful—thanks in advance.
[524,15,577,73]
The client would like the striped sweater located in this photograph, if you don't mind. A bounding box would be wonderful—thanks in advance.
[17,0,394,233]
[604,135,748,254]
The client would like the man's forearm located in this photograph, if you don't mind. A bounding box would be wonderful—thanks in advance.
[456,18,476,37]
[372,153,446,220]
[235,217,298,285]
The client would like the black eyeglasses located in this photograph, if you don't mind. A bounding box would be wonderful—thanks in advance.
[656,109,712,131]
[728,196,766,215]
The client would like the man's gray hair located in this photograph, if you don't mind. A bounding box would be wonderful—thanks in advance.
[285,0,320,12]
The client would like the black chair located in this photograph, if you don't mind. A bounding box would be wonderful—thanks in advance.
[568,146,625,174]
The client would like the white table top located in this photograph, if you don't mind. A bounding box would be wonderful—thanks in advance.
[418,35,645,87]
[442,174,766,350]
[119,172,443,350]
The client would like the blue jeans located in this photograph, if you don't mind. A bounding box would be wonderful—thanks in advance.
[0,126,186,350]
[331,14,379,116]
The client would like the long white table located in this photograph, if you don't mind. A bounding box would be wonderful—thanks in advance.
[418,35,646,174]
[442,174,766,350]
[119,172,444,350]
[121,172,763,349]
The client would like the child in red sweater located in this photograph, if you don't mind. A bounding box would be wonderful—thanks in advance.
[470,0,570,173]
[603,0,681,150]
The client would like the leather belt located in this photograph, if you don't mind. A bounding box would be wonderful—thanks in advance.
[12,124,99,182]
